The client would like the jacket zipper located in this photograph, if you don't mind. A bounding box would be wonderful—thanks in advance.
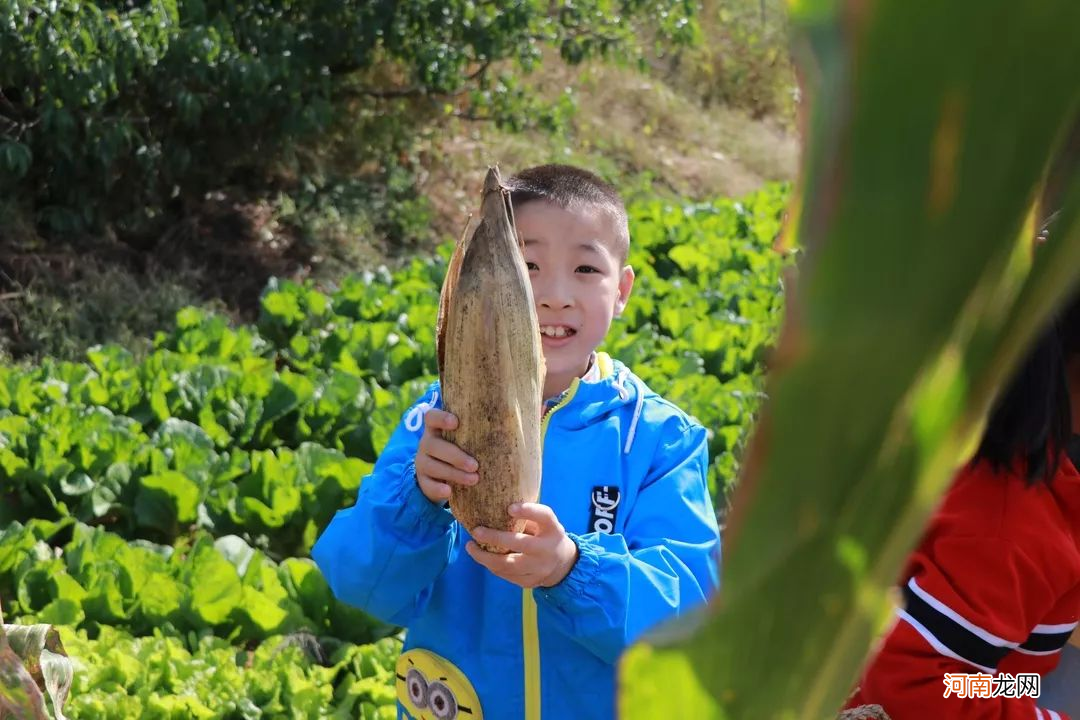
[523,378,581,720]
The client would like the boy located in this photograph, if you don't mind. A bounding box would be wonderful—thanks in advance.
[313,164,720,720]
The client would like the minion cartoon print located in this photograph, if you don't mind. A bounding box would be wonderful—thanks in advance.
[396,648,483,720]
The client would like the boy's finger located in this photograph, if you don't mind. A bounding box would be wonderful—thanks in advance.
[422,409,458,432]
[471,527,538,554]
[465,541,508,570]
[423,436,478,472]
[416,475,452,501]
[521,520,542,536]
[508,502,558,530]
[416,455,478,486]
[466,542,534,577]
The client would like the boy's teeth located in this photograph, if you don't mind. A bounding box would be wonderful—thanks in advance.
[540,326,570,338]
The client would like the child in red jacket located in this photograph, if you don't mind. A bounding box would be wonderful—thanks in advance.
[845,290,1080,720]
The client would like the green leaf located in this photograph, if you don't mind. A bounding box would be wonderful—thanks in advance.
[83,572,128,624]
[59,472,93,496]
[135,470,201,533]
[185,540,243,627]
[279,557,331,626]
[152,417,214,451]
[15,559,88,622]
[236,591,289,636]
[89,462,130,517]
[0,141,33,179]
[37,599,84,628]
[620,643,716,718]
[214,535,256,576]
[261,288,304,327]
[297,443,371,531]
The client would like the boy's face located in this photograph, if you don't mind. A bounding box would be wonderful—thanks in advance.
[515,200,634,392]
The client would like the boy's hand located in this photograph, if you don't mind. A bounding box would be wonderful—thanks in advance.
[466,503,579,589]
[414,409,479,504]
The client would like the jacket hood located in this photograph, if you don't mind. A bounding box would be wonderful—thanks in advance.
[553,352,650,454]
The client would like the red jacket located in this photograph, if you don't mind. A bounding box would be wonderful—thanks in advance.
[845,456,1080,719]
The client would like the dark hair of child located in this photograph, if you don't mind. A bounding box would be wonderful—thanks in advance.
[976,288,1080,483]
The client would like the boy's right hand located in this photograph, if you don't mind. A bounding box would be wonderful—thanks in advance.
[414,409,479,504]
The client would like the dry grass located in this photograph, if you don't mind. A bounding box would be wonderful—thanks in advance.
[420,55,800,239]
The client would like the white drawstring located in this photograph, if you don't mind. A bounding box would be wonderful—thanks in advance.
[613,368,643,455]
[614,367,630,400]
[404,390,439,432]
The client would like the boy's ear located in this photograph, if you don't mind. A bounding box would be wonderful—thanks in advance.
[614,265,635,316]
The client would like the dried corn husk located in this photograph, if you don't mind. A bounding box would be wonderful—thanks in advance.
[436,166,545,553]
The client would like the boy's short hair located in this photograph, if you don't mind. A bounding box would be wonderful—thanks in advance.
[506,164,631,262]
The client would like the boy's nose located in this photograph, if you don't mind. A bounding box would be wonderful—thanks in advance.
[538,290,573,309]
[539,296,573,309]
[536,278,573,309]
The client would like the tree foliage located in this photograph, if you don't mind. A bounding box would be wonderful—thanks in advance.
[0,0,697,235]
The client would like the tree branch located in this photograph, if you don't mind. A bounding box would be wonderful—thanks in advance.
[336,60,492,102]
[451,110,497,123]
[333,58,492,101]
[0,89,29,120]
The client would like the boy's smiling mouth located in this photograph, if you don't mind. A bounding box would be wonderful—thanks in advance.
[539,325,577,339]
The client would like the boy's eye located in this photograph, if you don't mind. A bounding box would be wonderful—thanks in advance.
[525,262,539,271]
[576,265,600,274]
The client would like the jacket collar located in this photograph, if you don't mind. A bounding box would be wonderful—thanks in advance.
[548,353,648,454]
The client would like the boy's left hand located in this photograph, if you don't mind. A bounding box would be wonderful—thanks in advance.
[467,503,579,589]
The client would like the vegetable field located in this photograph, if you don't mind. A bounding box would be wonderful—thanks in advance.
[0,184,788,717]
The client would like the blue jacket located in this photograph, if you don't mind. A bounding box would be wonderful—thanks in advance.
[313,353,721,720]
